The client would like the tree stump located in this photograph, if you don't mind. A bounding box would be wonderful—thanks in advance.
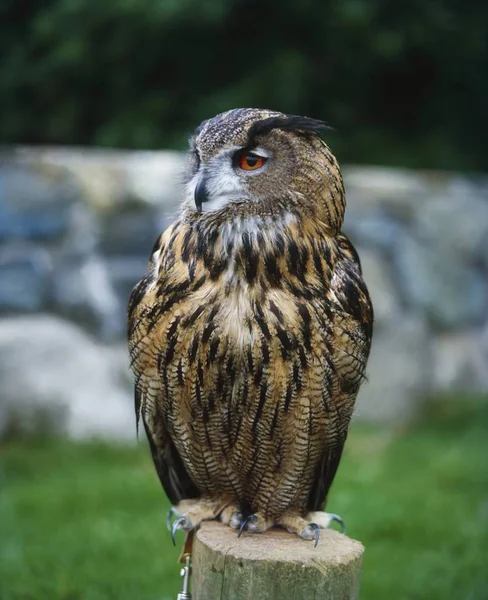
[192,521,364,600]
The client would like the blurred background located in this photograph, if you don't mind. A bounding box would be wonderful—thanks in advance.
[1,1,487,599]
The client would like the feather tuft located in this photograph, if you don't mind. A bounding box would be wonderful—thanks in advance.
[247,115,334,147]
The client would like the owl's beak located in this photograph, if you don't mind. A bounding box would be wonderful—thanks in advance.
[194,176,209,212]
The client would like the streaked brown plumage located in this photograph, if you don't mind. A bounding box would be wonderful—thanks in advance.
[128,108,373,544]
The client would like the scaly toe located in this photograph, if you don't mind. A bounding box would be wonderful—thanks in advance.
[238,514,258,537]
[329,513,346,534]
[305,511,346,534]
[300,523,320,547]
[229,512,243,530]
[237,512,273,536]
[219,503,243,527]
[171,516,193,546]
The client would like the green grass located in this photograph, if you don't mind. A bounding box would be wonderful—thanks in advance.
[1,397,487,600]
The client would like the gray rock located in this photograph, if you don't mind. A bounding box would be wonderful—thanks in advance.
[0,162,79,240]
[0,245,52,311]
[393,235,488,328]
[414,192,488,263]
[52,255,123,339]
[343,212,405,253]
[433,330,488,392]
[357,248,401,326]
[158,207,181,234]
[0,316,134,440]
[64,203,100,257]
[124,151,185,207]
[448,174,488,201]
[344,166,428,218]
[106,256,149,306]
[100,208,164,256]
[13,147,185,212]
[0,148,485,432]
[354,315,432,423]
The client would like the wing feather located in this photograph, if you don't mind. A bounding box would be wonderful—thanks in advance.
[307,233,373,511]
[128,231,200,505]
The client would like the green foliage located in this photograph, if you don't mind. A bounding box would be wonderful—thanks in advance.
[0,438,183,600]
[1,0,487,170]
[1,397,487,599]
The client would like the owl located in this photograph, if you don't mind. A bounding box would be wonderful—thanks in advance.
[128,108,373,548]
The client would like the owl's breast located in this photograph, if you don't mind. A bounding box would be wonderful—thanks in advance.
[211,284,256,351]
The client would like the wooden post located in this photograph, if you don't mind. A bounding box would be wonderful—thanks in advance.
[192,521,364,600]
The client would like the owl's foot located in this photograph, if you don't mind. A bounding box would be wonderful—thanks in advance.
[219,503,244,530]
[237,512,273,537]
[167,497,231,545]
[278,511,346,547]
[305,511,346,534]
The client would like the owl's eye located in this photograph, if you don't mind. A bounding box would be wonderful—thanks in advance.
[238,152,267,171]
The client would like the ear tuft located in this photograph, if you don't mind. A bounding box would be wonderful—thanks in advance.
[247,115,334,147]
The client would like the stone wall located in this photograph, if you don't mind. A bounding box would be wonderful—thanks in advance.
[1,147,487,439]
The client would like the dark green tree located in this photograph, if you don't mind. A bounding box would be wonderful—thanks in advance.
[1,0,486,170]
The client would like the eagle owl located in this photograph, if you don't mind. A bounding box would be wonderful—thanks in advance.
[128,108,373,546]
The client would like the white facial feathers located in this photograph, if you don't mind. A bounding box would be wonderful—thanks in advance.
[184,146,271,213]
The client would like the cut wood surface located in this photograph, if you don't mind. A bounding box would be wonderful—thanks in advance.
[192,521,364,600]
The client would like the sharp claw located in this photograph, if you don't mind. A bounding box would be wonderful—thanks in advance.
[310,523,320,547]
[166,506,176,531]
[171,516,188,546]
[238,514,257,538]
[329,513,346,534]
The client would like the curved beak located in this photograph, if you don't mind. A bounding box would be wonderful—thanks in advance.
[194,176,209,212]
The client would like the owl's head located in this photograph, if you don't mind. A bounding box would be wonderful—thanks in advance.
[183,108,345,232]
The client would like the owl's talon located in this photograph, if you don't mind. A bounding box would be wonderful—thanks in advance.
[166,506,178,531]
[171,516,191,546]
[238,514,257,538]
[300,522,321,546]
[312,523,320,547]
[329,513,346,534]
[304,511,347,534]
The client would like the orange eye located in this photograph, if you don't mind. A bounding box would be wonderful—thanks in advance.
[239,153,266,171]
